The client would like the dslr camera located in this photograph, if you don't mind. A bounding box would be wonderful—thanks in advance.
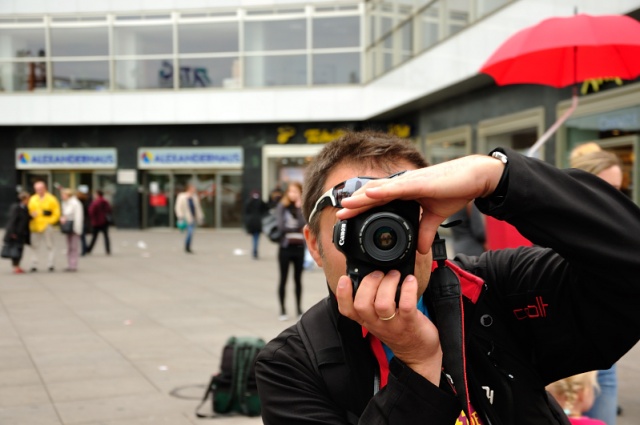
[332,200,420,301]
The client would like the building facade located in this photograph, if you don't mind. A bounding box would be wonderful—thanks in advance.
[1,0,639,228]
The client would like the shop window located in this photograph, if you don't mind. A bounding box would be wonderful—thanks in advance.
[478,107,544,158]
[114,24,173,55]
[426,125,472,164]
[244,54,306,87]
[178,22,239,54]
[0,28,45,59]
[177,57,239,88]
[0,61,46,92]
[313,16,360,48]
[115,59,174,89]
[52,61,109,90]
[244,19,306,51]
[312,53,360,85]
[50,26,109,56]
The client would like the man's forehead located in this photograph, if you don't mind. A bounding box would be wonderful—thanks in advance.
[323,161,415,191]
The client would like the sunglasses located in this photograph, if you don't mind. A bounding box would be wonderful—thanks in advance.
[308,171,406,222]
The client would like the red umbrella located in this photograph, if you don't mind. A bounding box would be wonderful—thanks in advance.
[480,13,640,155]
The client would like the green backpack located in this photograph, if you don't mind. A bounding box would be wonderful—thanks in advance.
[196,336,265,418]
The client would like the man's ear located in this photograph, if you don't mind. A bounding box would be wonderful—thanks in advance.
[303,224,323,267]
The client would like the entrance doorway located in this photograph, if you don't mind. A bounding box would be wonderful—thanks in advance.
[22,170,117,201]
[142,171,242,229]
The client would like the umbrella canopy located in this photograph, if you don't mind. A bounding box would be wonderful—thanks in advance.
[480,14,640,88]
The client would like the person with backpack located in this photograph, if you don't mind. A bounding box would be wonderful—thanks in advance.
[255,131,640,425]
[86,190,112,255]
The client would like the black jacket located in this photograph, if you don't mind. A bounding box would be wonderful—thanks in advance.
[244,196,268,234]
[255,149,640,425]
[3,203,31,246]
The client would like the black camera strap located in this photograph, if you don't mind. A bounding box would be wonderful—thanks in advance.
[425,234,471,418]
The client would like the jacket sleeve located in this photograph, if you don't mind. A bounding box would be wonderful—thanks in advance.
[471,148,640,382]
[48,195,61,225]
[72,199,84,235]
[3,204,19,241]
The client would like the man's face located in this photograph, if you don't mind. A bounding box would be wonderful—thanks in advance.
[34,182,46,196]
[304,161,433,298]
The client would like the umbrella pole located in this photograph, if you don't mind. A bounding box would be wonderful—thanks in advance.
[527,90,579,157]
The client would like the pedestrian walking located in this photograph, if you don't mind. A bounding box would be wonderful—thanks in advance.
[60,188,83,272]
[175,183,204,253]
[275,181,305,321]
[86,190,112,255]
[244,190,268,259]
[76,189,92,256]
[2,191,31,274]
[27,181,60,272]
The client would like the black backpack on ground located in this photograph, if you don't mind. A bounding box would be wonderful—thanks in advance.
[196,336,265,418]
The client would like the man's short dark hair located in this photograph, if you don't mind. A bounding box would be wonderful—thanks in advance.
[303,130,428,235]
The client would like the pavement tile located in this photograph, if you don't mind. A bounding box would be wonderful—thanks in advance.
[54,393,183,424]
[0,383,51,407]
[0,404,62,425]
[46,376,158,403]
[0,367,42,387]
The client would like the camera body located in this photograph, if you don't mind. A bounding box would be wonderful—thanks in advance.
[332,200,420,301]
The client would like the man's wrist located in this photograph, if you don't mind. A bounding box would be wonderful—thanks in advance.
[483,149,509,200]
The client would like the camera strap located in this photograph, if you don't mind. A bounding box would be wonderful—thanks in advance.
[426,234,471,418]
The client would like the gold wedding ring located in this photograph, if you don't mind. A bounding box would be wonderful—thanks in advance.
[379,311,397,321]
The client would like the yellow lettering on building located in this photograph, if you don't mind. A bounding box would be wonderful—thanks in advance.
[277,126,296,144]
[304,128,346,144]
[388,124,411,138]
[580,77,623,95]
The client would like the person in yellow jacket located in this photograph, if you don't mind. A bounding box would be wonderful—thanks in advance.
[27,181,61,272]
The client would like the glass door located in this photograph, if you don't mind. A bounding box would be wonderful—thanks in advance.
[145,173,171,227]
[23,171,51,194]
[218,173,242,228]
[94,173,117,205]
[196,174,216,228]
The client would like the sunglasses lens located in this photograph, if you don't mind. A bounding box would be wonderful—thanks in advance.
[335,178,366,204]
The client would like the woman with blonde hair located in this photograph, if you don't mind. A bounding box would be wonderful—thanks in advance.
[547,371,605,425]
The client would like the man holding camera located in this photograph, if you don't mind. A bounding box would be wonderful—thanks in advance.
[255,131,640,424]
[28,181,61,272]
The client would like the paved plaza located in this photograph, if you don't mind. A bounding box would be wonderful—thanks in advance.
[1,229,638,424]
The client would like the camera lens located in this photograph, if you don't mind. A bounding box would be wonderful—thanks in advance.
[373,226,397,251]
[360,213,411,263]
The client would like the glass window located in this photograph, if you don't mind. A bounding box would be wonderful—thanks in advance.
[447,0,471,36]
[244,19,306,51]
[52,61,109,90]
[178,22,239,53]
[313,52,360,85]
[419,1,440,51]
[476,0,508,17]
[0,28,46,58]
[0,61,46,92]
[399,19,413,63]
[244,55,306,87]
[178,57,240,88]
[313,16,360,48]
[114,25,173,55]
[115,59,174,89]
[50,27,109,56]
